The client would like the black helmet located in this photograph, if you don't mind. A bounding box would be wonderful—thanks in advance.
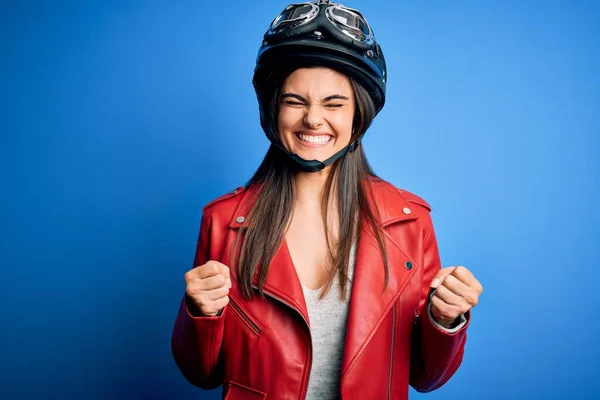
[252,0,387,172]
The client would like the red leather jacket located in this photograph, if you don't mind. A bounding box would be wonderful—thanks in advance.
[172,178,469,399]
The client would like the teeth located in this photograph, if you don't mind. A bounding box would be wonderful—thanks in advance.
[298,134,332,145]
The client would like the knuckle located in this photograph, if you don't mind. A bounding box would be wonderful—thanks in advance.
[464,292,477,306]
[204,261,218,272]
[187,276,202,288]
[471,291,479,305]
[189,279,202,291]
[217,285,229,297]
[215,275,226,285]
[444,274,457,285]
[433,297,447,315]
[445,275,460,289]
[436,285,449,297]
[185,284,199,296]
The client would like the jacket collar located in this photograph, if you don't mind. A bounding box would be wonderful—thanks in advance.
[367,178,420,226]
[227,178,420,229]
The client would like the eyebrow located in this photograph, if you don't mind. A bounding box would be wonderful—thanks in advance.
[323,94,350,102]
[281,93,350,102]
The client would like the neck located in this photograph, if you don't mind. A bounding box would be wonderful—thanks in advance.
[291,164,342,246]
[294,166,337,209]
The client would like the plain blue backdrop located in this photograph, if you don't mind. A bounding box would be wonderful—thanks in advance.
[1,1,599,399]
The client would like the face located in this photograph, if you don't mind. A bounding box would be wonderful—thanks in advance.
[278,67,355,164]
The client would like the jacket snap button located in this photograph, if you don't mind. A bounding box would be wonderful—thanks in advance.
[405,261,413,270]
[402,207,412,215]
[236,216,245,223]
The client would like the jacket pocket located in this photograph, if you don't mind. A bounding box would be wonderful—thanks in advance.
[229,294,262,337]
[224,380,266,400]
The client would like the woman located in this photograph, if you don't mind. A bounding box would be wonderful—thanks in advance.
[172,1,483,399]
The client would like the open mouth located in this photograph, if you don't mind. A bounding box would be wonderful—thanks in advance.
[295,133,333,146]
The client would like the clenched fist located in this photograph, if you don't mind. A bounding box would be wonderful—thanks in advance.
[185,261,232,317]
[429,266,483,329]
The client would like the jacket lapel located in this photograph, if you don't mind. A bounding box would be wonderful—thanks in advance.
[258,237,310,326]
[228,185,310,326]
[341,180,420,375]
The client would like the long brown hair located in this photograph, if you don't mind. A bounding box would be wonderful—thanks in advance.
[234,70,389,300]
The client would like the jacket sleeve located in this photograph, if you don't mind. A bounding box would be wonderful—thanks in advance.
[409,212,470,392]
[171,212,226,389]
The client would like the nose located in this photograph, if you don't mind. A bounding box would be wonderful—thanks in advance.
[303,104,324,129]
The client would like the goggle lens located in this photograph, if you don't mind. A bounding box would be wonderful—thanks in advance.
[270,4,318,32]
[327,6,372,41]
[268,2,373,43]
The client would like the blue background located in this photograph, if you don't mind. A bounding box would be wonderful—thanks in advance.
[1,0,598,399]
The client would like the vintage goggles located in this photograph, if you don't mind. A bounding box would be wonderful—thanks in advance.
[267,1,375,45]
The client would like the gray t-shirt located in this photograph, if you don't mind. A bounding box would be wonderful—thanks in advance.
[301,241,357,400]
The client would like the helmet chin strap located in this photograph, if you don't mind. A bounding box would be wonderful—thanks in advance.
[270,139,361,173]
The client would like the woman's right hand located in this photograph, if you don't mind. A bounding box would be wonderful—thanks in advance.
[185,261,231,317]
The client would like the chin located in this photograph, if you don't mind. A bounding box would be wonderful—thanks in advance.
[289,140,342,162]
[294,149,336,162]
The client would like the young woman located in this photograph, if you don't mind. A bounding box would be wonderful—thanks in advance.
[172,2,483,399]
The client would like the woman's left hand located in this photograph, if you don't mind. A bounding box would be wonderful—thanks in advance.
[429,266,483,329]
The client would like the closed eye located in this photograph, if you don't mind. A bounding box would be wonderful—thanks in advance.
[282,100,305,107]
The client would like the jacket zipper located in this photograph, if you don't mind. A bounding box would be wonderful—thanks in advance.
[388,303,396,399]
[253,284,312,400]
[229,297,261,336]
